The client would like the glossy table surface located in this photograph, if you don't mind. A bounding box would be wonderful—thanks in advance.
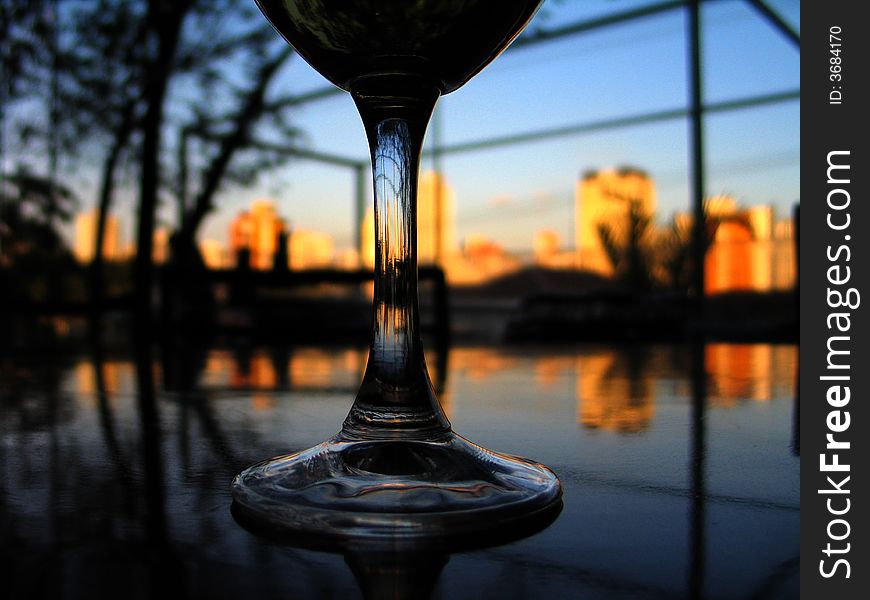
[1,342,798,599]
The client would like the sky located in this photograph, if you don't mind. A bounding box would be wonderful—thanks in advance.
[83,0,801,254]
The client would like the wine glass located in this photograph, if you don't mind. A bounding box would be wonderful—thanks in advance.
[232,0,561,540]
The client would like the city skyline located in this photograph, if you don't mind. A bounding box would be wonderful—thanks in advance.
[72,167,797,293]
[55,1,799,260]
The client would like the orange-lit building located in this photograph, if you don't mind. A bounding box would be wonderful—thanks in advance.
[153,226,170,264]
[575,167,656,275]
[533,229,560,264]
[74,209,121,263]
[418,170,458,265]
[289,229,335,270]
[533,229,576,269]
[359,170,458,271]
[199,239,226,269]
[772,219,797,289]
[360,207,375,269]
[229,199,287,269]
[686,195,797,294]
[446,234,521,285]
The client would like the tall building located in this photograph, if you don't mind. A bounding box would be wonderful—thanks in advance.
[229,210,253,265]
[360,208,375,269]
[575,167,656,275]
[153,226,170,264]
[358,171,458,269]
[772,218,796,290]
[746,205,774,290]
[418,170,457,265]
[229,199,286,269]
[251,200,285,269]
[73,209,121,263]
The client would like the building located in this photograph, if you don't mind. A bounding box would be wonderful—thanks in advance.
[772,218,796,289]
[533,230,560,263]
[229,199,287,269]
[360,207,375,269]
[336,247,361,270]
[418,170,458,265]
[289,229,334,270]
[199,239,226,269]
[153,227,170,264]
[575,167,656,275]
[73,209,121,263]
[532,229,576,269]
[358,170,458,271]
[229,211,253,264]
[675,195,797,294]
[445,234,521,285]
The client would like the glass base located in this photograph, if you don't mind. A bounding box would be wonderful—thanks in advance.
[231,432,562,540]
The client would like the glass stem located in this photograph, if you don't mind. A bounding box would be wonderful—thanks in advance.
[341,77,451,441]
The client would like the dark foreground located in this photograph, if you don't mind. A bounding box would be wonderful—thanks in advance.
[1,342,798,599]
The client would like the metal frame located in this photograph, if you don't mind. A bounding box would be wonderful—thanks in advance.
[273,0,799,294]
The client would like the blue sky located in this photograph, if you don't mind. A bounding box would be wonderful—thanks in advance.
[135,0,800,253]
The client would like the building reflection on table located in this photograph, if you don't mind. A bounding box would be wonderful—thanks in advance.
[2,341,797,599]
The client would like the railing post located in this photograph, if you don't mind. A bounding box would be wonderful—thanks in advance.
[687,0,706,312]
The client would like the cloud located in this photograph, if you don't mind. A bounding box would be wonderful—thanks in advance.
[488,195,513,207]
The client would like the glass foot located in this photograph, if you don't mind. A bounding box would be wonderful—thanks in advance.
[231,432,562,540]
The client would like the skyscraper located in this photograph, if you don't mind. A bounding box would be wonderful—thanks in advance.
[153,226,170,264]
[229,199,286,269]
[360,207,375,269]
[574,167,656,275]
[74,209,121,263]
[359,170,457,269]
[418,170,457,265]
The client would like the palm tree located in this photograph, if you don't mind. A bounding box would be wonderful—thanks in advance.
[597,198,656,293]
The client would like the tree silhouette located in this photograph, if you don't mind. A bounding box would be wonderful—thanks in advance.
[172,46,300,267]
[597,199,735,294]
[0,167,79,303]
[658,206,738,293]
[597,198,656,293]
[3,0,303,317]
